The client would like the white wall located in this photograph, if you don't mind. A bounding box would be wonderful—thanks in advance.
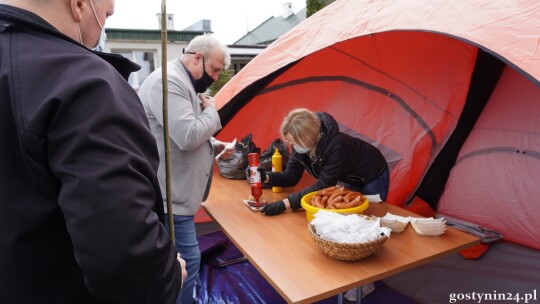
[105,40,188,68]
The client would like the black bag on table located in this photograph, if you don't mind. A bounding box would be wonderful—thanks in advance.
[216,133,260,180]
[259,139,290,188]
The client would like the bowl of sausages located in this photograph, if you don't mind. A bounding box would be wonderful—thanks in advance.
[300,186,369,222]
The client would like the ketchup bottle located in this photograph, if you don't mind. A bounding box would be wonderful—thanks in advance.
[248,153,262,206]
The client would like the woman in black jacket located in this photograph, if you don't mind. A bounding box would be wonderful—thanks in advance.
[261,108,389,216]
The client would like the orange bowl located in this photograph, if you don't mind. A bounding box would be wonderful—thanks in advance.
[300,191,369,222]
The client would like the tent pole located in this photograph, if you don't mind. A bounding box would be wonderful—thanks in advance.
[160,0,174,242]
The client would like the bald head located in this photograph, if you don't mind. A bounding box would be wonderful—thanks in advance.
[1,0,114,49]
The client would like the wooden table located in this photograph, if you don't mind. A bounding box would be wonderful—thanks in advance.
[202,175,479,304]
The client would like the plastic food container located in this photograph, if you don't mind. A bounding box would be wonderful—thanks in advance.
[300,191,369,222]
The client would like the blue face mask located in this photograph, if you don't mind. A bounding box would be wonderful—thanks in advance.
[293,144,310,154]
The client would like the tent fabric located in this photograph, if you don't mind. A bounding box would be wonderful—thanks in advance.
[438,66,540,250]
[217,0,539,107]
[215,0,540,249]
[217,30,478,206]
[383,240,540,303]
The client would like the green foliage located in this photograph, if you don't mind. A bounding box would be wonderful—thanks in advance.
[306,0,335,17]
[209,69,234,97]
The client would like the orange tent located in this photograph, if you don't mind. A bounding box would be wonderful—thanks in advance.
[215,0,540,249]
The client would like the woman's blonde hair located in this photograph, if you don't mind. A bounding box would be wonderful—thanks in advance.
[280,108,321,159]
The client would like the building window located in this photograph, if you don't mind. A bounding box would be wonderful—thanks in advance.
[112,50,156,90]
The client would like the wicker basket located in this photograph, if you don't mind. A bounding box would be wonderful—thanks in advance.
[308,224,388,261]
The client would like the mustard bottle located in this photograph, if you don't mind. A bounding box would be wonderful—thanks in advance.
[272,148,283,193]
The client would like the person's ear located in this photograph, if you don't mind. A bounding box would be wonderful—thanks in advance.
[193,52,203,64]
[70,0,84,22]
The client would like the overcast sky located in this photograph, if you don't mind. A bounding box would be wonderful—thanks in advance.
[106,0,307,44]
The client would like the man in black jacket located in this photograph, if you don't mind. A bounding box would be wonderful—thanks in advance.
[0,1,185,303]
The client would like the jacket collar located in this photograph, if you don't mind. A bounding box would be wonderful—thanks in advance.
[0,4,54,32]
[315,112,339,151]
[0,4,140,80]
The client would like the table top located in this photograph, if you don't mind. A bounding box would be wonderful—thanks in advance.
[202,175,479,304]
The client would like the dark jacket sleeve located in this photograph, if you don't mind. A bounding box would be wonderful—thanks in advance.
[266,153,305,187]
[289,140,345,208]
[268,138,345,209]
[266,139,345,209]
[41,56,181,303]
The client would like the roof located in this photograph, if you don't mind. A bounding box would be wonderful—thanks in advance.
[105,28,207,42]
[227,45,266,57]
[234,7,306,46]
[183,19,212,32]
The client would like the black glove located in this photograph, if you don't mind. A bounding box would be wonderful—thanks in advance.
[257,167,267,183]
[261,200,286,216]
[245,167,250,181]
[245,167,267,183]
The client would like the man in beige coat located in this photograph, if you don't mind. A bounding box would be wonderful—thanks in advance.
[138,34,233,304]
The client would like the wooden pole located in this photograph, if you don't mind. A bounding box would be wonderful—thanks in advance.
[161,0,174,242]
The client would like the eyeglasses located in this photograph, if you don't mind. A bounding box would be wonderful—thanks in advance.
[182,48,197,56]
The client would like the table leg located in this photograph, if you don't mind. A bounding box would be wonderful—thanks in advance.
[355,286,363,303]
[339,287,363,304]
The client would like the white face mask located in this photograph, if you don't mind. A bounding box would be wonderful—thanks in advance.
[293,144,310,154]
[89,0,105,50]
[92,27,106,51]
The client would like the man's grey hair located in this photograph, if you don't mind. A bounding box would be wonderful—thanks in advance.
[184,34,231,69]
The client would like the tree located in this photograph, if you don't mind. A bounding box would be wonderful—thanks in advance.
[307,0,335,17]
[209,69,234,96]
